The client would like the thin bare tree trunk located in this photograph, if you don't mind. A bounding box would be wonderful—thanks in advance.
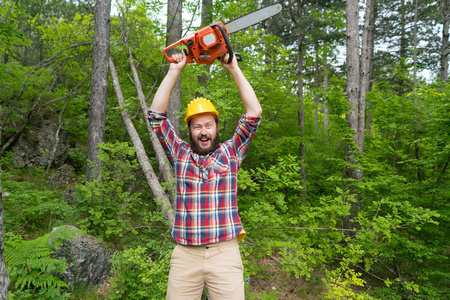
[441,0,450,82]
[296,8,307,202]
[196,0,213,97]
[412,0,425,182]
[86,0,111,181]
[165,0,183,135]
[45,59,70,172]
[314,41,320,134]
[0,106,10,300]
[398,0,407,96]
[344,0,363,231]
[46,100,67,173]
[360,0,374,152]
[366,2,376,135]
[127,49,177,207]
[109,56,175,227]
[323,42,329,134]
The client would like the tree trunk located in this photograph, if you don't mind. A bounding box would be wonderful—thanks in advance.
[292,0,307,201]
[109,57,175,228]
[165,0,183,135]
[398,0,407,96]
[314,41,320,134]
[360,0,374,152]
[344,0,363,231]
[196,0,213,97]
[127,49,177,208]
[86,0,111,182]
[46,100,67,173]
[0,106,10,300]
[297,33,306,202]
[412,0,425,182]
[366,1,377,135]
[323,40,329,134]
[441,0,450,82]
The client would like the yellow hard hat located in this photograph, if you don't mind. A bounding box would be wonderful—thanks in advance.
[185,97,219,124]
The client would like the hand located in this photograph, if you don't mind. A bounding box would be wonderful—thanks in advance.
[169,52,187,73]
[220,53,239,72]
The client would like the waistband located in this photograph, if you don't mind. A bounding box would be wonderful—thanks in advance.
[179,237,238,249]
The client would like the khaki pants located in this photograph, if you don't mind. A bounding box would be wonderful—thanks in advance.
[166,237,245,300]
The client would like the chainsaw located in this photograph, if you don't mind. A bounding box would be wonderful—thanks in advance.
[163,3,283,65]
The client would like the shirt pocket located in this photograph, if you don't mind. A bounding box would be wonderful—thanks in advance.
[210,153,229,179]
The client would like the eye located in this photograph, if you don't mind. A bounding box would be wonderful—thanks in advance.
[206,124,212,129]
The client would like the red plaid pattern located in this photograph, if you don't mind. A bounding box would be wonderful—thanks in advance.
[148,110,261,245]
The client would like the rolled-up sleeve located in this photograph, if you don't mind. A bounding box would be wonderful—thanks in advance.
[147,109,185,166]
[232,114,262,163]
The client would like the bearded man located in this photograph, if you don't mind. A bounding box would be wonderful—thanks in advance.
[148,51,262,300]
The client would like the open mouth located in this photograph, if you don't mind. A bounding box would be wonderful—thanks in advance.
[199,137,211,147]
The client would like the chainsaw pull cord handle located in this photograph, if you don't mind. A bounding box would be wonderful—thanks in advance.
[211,22,233,64]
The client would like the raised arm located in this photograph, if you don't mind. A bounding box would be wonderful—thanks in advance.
[220,54,262,117]
[150,52,187,112]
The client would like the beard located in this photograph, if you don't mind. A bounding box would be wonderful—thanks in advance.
[189,131,221,156]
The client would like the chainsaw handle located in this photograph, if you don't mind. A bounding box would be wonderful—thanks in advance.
[163,40,194,64]
[211,22,233,64]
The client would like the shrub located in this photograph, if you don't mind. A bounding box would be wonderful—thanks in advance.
[5,226,79,299]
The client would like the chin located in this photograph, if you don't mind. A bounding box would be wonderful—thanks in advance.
[189,131,221,156]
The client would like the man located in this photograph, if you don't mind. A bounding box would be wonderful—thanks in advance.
[148,51,262,299]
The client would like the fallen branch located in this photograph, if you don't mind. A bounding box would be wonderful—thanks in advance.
[245,226,413,232]
[109,55,175,228]
[127,47,177,207]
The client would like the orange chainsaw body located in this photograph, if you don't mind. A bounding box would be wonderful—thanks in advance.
[163,21,232,65]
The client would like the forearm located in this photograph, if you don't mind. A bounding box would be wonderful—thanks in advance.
[149,69,181,112]
[150,52,186,112]
[228,66,262,117]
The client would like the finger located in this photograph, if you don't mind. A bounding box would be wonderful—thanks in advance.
[171,53,180,62]
[221,53,230,64]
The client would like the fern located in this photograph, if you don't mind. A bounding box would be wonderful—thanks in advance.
[5,227,78,299]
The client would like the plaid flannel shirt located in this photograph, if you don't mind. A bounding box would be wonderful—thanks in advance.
[148,109,261,245]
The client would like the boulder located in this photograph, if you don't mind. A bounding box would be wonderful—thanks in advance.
[50,225,111,290]
[12,109,70,168]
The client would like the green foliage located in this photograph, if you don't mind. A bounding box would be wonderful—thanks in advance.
[4,227,80,299]
[37,13,93,51]
[108,239,174,299]
[0,0,32,58]
[238,140,444,298]
[2,169,75,235]
[253,290,277,300]
[2,0,449,299]
[74,142,151,242]
[322,266,373,300]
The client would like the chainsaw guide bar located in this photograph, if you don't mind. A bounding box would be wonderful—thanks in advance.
[224,3,283,35]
